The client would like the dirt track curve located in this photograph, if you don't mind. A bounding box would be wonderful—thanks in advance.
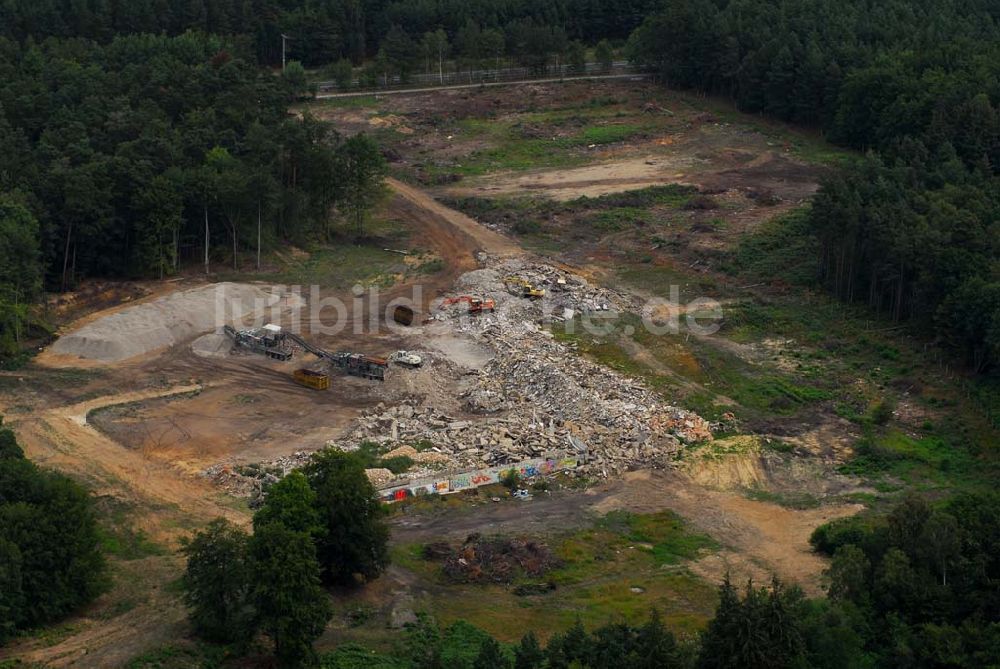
[1,179,849,666]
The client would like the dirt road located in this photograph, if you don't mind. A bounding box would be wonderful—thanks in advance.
[3,173,846,665]
[316,73,647,100]
[387,177,523,261]
[8,384,247,540]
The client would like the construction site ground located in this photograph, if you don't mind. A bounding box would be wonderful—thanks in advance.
[4,79,996,667]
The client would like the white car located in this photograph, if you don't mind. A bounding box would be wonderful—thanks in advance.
[389,350,423,368]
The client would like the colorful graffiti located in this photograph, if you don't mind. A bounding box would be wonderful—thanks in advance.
[378,451,580,503]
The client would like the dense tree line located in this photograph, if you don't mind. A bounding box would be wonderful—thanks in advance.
[627,0,1000,372]
[0,423,107,644]
[0,33,385,357]
[0,0,651,67]
[813,493,1000,666]
[182,448,389,667]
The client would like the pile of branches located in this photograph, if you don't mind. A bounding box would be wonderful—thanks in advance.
[428,534,562,584]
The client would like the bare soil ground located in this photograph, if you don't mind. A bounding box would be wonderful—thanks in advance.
[3,83,860,666]
[390,469,856,596]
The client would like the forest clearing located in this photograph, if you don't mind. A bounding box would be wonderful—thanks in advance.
[1,2,999,666]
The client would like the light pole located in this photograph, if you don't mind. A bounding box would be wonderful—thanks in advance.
[281,34,290,70]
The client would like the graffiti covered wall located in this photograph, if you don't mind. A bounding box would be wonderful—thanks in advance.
[379,452,580,503]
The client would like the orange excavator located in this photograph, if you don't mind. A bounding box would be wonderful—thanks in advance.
[441,295,496,314]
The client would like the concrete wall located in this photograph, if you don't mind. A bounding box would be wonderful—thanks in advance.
[379,452,580,503]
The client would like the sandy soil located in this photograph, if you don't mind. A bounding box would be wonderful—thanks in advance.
[442,150,820,203]
[3,87,852,666]
[4,384,246,542]
[387,177,524,259]
[43,283,299,365]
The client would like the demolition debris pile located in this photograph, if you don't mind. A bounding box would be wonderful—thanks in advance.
[338,326,710,477]
[208,258,713,496]
[320,259,712,477]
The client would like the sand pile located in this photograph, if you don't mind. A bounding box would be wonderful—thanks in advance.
[191,330,233,359]
[51,283,296,362]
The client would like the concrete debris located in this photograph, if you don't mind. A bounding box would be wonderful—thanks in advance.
[206,257,713,497]
[383,445,451,464]
[322,259,712,479]
[206,451,315,502]
[366,468,396,487]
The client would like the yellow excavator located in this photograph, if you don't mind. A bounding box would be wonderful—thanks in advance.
[507,277,545,299]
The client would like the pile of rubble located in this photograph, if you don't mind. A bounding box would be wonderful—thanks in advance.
[206,451,314,502]
[340,401,578,470]
[448,257,638,324]
[333,258,712,477]
[206,257,713,495]
[339,318,711,476]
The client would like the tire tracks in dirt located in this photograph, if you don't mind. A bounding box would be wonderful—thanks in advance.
[8,385,246,540]
[3,178,852,665]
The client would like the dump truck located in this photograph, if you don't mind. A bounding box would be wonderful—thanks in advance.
[293,368,330,390]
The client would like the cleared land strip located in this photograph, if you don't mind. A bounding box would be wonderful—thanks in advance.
[317,73,649,99]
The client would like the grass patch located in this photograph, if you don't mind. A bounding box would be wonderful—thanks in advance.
[376,511,718,646]
[600,510,719,565]
[744,488,822,510]
[452,139,587,176]
[573,184,696,210]
[724,208,820,285]
[95,500,166,561]
[840,428,974,481]
[415,257,445,274]
[125,643,228,669]
[570,123,648,146]
[588,207,650,231]
[233,244,405,289]
[313,95,379,109]
[322,645,409,669]
[353,441,415,475]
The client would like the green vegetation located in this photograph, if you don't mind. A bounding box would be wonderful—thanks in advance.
[382,511,717,644]
[598,510,718,566]
[0,33,390,364]
[182,449,389,665]
[302,449,390,585]
[444,185,695,251]
[811,493,1000,667]
[335,522,1000,669]
[0,424,107,644]
[95,501,165,561]
[0,197,44,359]
[629,0,1000,375]
[724,209,820,286]
[125,643,228,669]
[351,442,415,476]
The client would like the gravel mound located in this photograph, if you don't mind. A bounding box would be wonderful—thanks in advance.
[52,283,293,362]
[191,330,233,359]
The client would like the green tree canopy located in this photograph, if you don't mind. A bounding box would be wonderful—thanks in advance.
[303,448,390,585]
[250,522,332,667]
[181,518,255,644]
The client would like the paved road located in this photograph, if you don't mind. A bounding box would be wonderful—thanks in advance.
[316,72,649,99]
